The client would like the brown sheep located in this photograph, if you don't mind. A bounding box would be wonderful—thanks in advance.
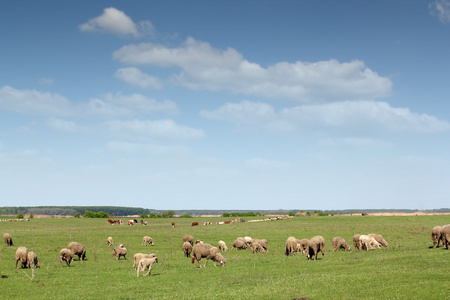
[359,235,381,251]
[142,236,155,246]
[218,240,228,252]
[107,237,114,246]
[59,248,74,267]
[68,242,86,261]
[431,226,443,248]
[285,236,298,256]
[331,237,351,252]
[442,224,450,249]
[183,234,194,245]
[296,239,310,255]
[353,234,361,252]
[307,236,325,260]
[137,257,158,277]
[15,246,28,272]
[3,233,13,246]
[368,233,388,248]
[232,239,248,250]
[27,251,40,269]
[112,247,128,260]
[251,239,268,252]
[183,241,193,257]
[133,253,156,271]
[191,243,226,268]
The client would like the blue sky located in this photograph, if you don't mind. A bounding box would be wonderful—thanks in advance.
[1,1,450,210]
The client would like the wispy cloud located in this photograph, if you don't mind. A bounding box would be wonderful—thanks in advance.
[38,78,54,85]
[115,67,163,89]
[430,0,450,23]
[113,37,392,102]
[79,7,155,38]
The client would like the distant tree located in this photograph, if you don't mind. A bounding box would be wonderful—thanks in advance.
[74,213,81,218]
[140,214,148,218]
[17,214,24,219]
[156,214,162,218]
[222,213,230,217]
[288,212,295,217]
[149,213,156,218]
[29,212,34,219]
[162,213,168,218]
[167,210,175,218]
[181,214,191,218]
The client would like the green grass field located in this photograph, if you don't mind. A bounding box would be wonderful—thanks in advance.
[1,215,449,299]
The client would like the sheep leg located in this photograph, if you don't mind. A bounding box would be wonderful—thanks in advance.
[144,265,152,276]
[137,263,141,277]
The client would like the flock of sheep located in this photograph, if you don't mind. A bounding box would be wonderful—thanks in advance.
[3,222,449,277]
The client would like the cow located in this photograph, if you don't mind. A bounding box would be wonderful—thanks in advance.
[191,222,199,226]
[107,219,114,225]
[143,221,148,226]
[128,220,134,226]
[172,222,175,228]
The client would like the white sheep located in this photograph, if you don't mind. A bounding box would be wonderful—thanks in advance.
[133,253,156,271]
[107,237,113,246]
[142,236,155,246]
[359,235,381,250]
[136,257,158,277]
[218,240,228,251]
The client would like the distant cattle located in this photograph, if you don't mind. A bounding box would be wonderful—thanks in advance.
[107,219,114,225]
[203,222,212,225]
[172,222,175,228]
[128,220,134,226]
[224,221,232,224]
[191,222,199,226]
[133,219,138,224]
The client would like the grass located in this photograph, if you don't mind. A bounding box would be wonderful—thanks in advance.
[0,215,449,299]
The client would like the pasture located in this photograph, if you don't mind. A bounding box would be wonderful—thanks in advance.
[1,215,449,299]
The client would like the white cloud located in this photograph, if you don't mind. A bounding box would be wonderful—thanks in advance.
[0,86,177,117]
[201,100,450,134]
[104,119,205,139]
[46,117,79,132]
[245,157,290,170]
[430,0,450,23]
[38,78,54,85]
[79,7,155,38]
[106,141,188,155]
[115,67,163,89]
[113,37,392,102]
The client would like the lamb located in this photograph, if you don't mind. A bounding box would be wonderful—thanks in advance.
[133,253,156,270]
[142,236,155,246]
[296,239,310,255]
[112,246,128,260]
[368,233,388,248]
[232,239,248,250]
[251,242,266,253]
[244,236,253,245]
[183,234,194,245]
[3,233,13,246]
[431,226,443,248]
[136,257,158,277]
[307,236,325,260]
[359,235,381,251]
[191,243,226,268]
[107,237,114,246]
[183,241,193,257]
[15,246,28,272]
[353,234,361,252]
[27,251,40,269]
[59,248,74,267]
[68,242,87,261]
[442,224,450,249]
[285,236,298,256]
[331,237,351,252]
[218,240,228,252]
[250,239,268,252]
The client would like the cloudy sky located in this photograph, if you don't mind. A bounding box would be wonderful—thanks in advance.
[1,1,450,210]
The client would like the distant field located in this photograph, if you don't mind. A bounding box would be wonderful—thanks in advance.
[1,215,449,299]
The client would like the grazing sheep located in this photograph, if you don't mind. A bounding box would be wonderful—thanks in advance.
[218,240,228,252]
[133,253,156,271]
[251,239,268,252]
[244,236,253,245]
[183,234,194,245]
[368,233,388,248]
[431,226,443,248]
[251,242,266,253]
[137,257,158,277]
[112,247,128,260]
[359,235,381,251]
[195,240,204,244]
[3,233,13,246]
[107,237,114,246]
[285,236,298,256]
[59,248,74,267]
[15,246,28,272]
[183,242,193,257]
[191,243,226,268]
[27,251,40,269]
[307,236,325,260]
[331,237,351,252]
[142,236,155,246]
[68,242,87,261]
[353,234,361,252]
[442,224,450,249]
[296,239,310,255]
[232,239,248,250]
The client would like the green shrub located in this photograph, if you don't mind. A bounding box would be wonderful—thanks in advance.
[181,214,191,218]
[17,214,24,219]
[140,214,148,218]
[149,213,156,218]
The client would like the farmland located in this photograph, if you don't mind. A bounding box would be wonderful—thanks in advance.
[1,215,449,299]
